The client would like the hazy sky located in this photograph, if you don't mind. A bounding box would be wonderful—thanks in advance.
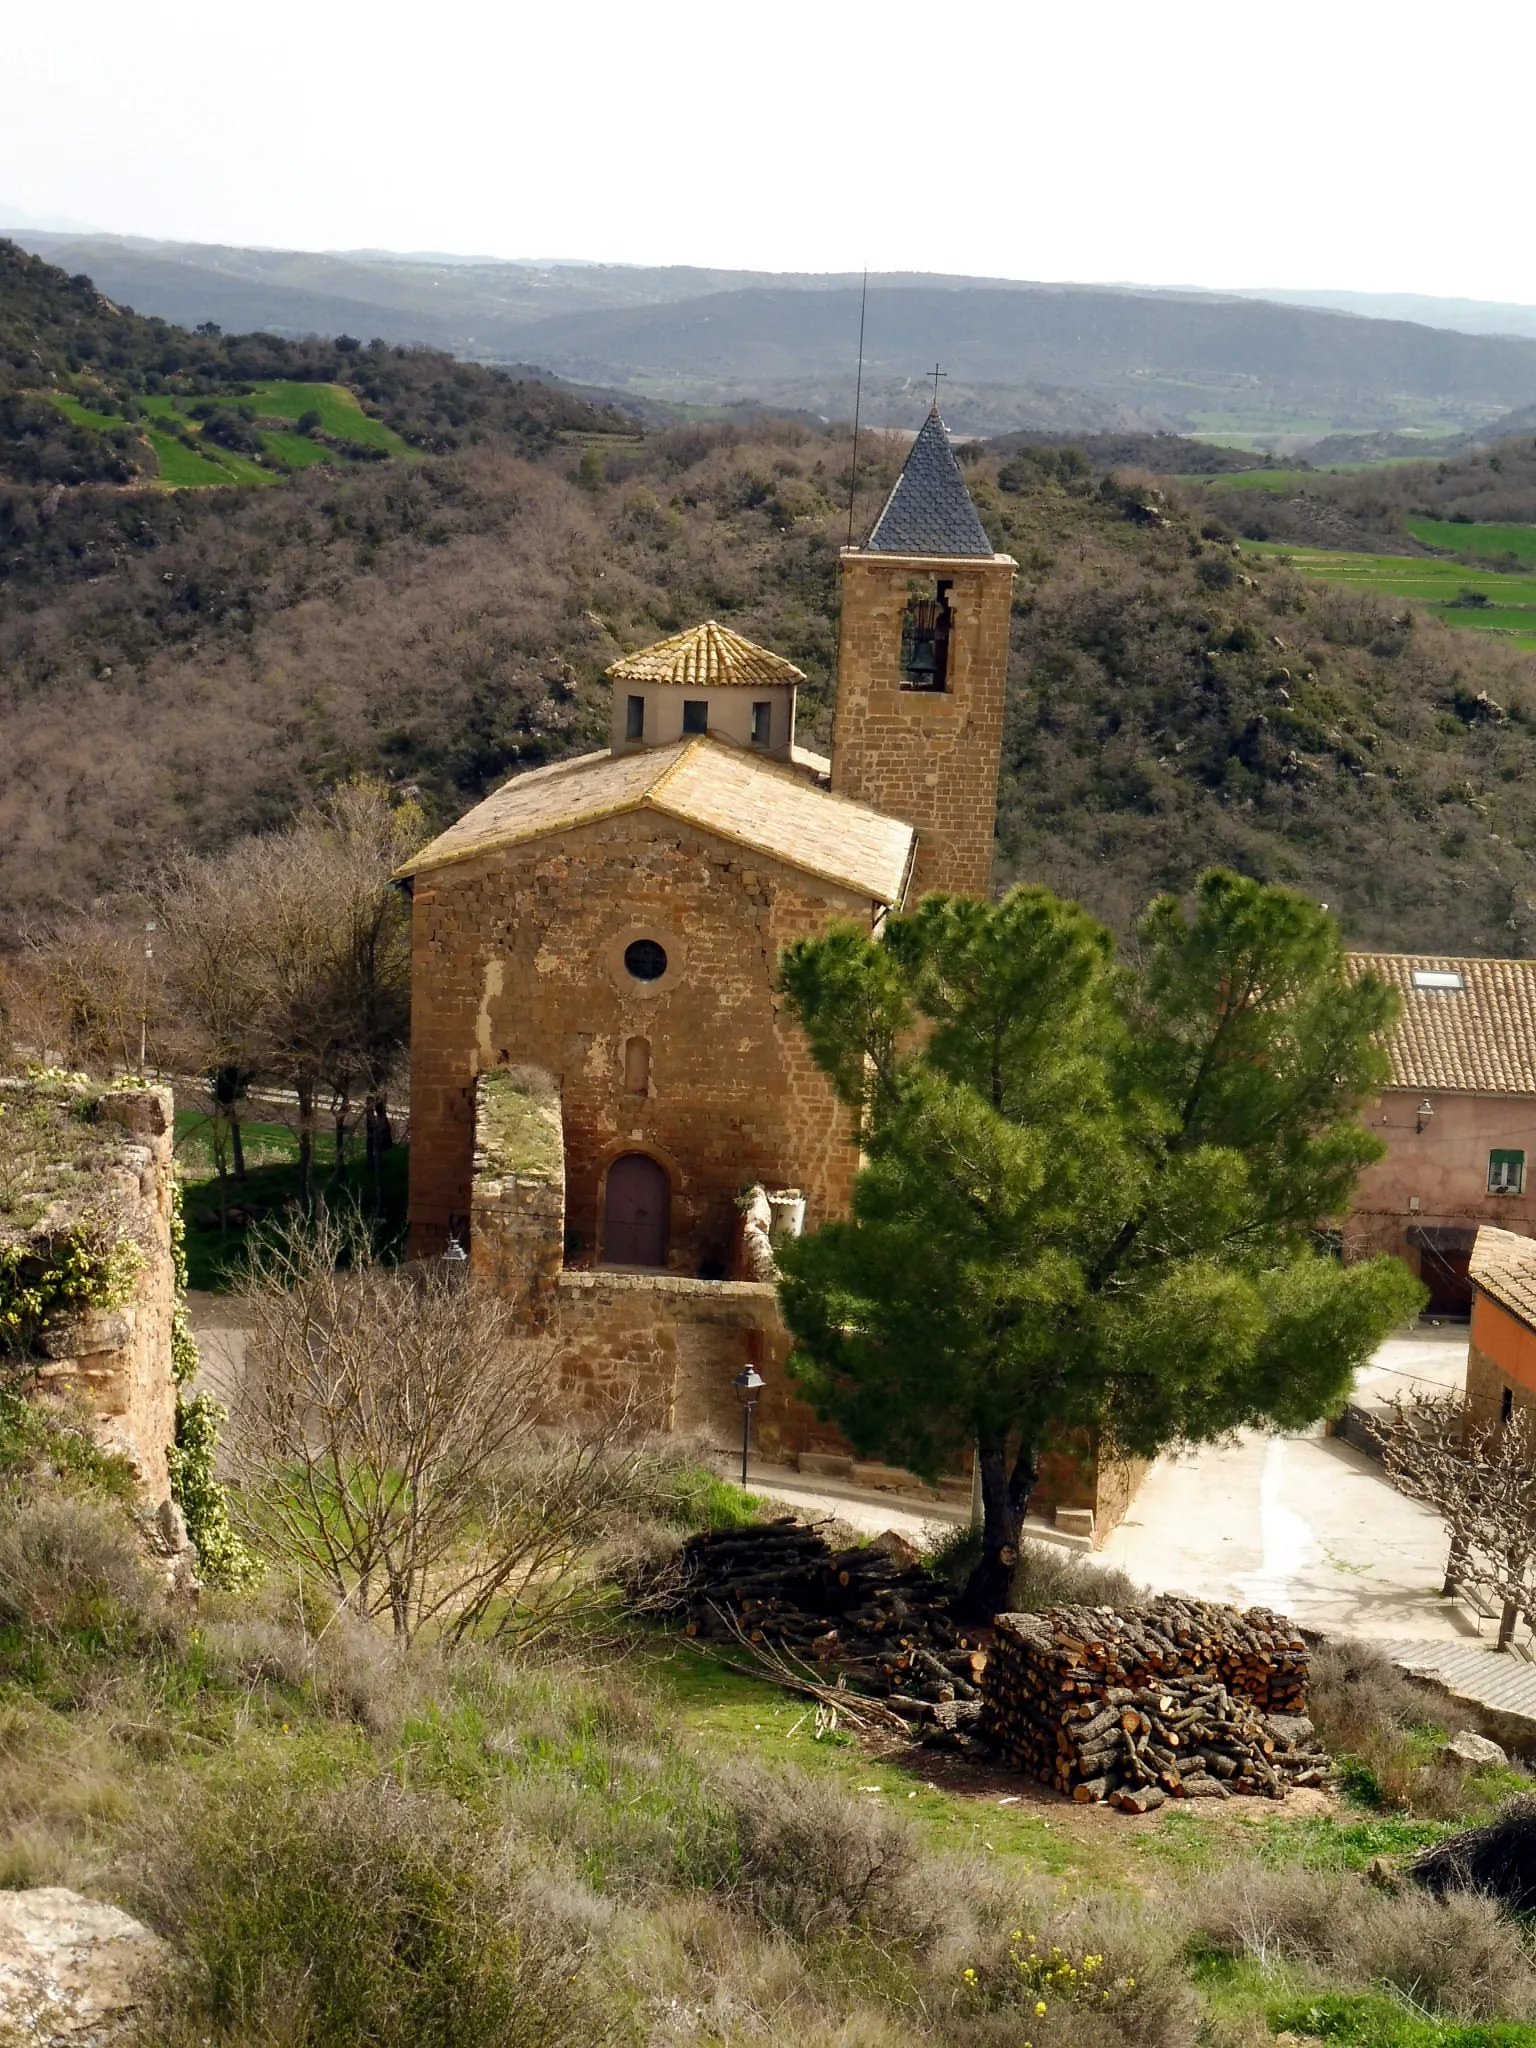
[5,0,1533,300]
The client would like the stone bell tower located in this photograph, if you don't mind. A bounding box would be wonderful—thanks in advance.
[830,409,1017,900]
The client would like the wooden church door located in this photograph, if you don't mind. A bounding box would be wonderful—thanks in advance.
[602,1154,669,1268]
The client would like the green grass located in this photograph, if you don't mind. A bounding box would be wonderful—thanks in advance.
[49,392,125,433]
[1242,541,1536,651]
[259,428,337,471]
[242,380,414,456]
[173,1109,408,1288]
[1408,517,1536,565]
[145,430,243,487]
[1269,1991,1536,2046]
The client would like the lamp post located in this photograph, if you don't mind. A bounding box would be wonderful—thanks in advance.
[732,1363,764,1486]
[440,1234,469,1282]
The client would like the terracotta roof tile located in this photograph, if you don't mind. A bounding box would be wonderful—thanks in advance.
[1347,953,1536,1096]
[397,736,914,904]
[1471,1224,1536,1329]
[605,620,806,690]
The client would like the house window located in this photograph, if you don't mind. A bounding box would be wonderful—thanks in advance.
[1503,1386,1516,1425]
[1489,1149,1525,1194]
[900,578,953,692]
[751,700,772,747]
[682,699,708,734]
[626,694,645,740]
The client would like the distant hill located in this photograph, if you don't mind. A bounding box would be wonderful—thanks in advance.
[0,238,631,486]
[5,408,1536,960]
[11,233,1536,442]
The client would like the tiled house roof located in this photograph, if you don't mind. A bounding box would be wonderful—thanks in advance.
[1347,953,1536,1096]
[606,620,806,690]
[864,409,995,557]
[1470,1224,1536,1329]
[396,734,915,905]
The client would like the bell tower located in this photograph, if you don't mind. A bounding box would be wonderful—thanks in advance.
[830,409,1016,900]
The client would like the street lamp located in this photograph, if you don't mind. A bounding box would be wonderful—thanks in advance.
[440,1234,469,1281]
[732,1363,764,1486]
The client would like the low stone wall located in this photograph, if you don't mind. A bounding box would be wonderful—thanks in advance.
[10,1084,178,1501]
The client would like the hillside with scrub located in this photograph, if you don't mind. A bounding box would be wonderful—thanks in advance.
[7,406,1536,953]
[0,237,629,486]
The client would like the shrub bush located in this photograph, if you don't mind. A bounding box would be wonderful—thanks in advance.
[126,1764,615,2048]
[0,1491,159,1645]
[925,1528,1145,1615]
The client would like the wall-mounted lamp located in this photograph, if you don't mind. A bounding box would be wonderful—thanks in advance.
[1416,1100,1435,1134]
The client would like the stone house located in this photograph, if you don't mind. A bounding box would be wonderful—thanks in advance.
[1343,955,1536,1316]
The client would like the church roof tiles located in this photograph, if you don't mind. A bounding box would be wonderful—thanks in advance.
[397,735,916,905]
[864,409,995,557]
[606,620,807,690]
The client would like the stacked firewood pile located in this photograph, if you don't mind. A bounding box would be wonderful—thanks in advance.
[674,1518,988,1737]
[982,1600,1327,1806]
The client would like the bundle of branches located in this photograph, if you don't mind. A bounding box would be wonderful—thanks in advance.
[1411,1793,1536,1914]
[1379,1392,1536,1649]
[673,1519,988,1737]
[982,1602,1319,1806]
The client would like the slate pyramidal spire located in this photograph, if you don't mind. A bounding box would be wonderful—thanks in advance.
[862,406,993,556]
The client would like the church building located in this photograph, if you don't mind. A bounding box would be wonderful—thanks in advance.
[398,412,1031,1466]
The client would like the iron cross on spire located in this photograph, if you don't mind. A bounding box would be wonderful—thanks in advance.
[928,362,947,411]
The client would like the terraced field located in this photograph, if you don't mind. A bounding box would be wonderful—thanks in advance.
[1243,539,1536,652]
[46,379,414,487]
[1406,515,1536,565]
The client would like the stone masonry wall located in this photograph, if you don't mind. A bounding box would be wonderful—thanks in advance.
[830,549,1016,901]
[407,812,870,1273]
[27,1086,178,1501]
[468,1067,566,1325]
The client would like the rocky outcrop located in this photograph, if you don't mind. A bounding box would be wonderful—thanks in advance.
[0,1888,165,2044]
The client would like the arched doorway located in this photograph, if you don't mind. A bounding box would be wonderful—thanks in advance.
[602,1153,670,1269]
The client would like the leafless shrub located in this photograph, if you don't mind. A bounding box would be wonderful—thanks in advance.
[1188,1860,1536,2019]
[1379,1391,1536,1646]
[229,1209,654,1649]
[717,1760,931,1943]
[0,1492,156,1637]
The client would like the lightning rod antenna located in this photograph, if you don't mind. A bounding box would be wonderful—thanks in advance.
[845,266,868,549]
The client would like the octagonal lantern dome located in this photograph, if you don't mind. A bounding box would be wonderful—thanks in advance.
[607,620,806,758]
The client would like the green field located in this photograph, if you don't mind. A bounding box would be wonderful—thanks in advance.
[45,380,413,488]
[144,429,244,486]
[1244,540,1536,652]
[51,392,125,433]
[242,379,413,454]
[1407,516,1536,565]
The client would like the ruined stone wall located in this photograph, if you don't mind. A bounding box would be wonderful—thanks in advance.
[407,812,868,1273]
[468,1067,566,1324]
[830,549,1016,900]
[20,1085,178,1501]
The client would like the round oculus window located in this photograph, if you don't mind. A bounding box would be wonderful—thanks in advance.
[624,938,668,982]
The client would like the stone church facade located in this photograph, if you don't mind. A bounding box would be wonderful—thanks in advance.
[400,414,1107,1490]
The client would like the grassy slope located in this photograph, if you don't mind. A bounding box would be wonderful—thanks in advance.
[6,1499,1535,2048]
[1241,541,1536,653]
[7,430,1536,953]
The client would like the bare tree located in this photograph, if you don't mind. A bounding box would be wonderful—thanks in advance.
[14,913,163,1075]
[154,778,421,1215]
[1380,1392,1536,1650]
[227,1210,648,1649]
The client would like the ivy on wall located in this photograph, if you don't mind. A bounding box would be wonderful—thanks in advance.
[165,1181,258,1589]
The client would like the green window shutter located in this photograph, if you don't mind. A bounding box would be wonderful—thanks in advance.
[1489,1149,1526,1193]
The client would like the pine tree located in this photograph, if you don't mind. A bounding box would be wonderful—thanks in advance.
[776,872,1423,1619]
